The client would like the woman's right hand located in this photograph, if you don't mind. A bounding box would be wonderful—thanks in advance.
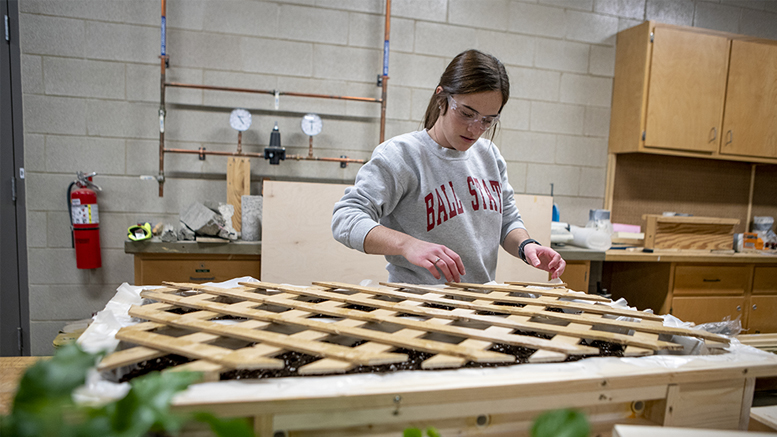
[401,239,466,282]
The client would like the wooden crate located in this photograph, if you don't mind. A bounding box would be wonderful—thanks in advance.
[643,215,739,250]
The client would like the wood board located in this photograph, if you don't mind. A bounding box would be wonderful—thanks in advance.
[260,180,552,285]
[227,157,250,232]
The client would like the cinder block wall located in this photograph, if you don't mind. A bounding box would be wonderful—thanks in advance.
[18,0,777,354]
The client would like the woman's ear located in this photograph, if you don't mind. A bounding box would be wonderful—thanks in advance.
[435,86,443,95]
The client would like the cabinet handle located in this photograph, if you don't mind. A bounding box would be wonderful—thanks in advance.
[702,278,721,282]
[724,130,733,146]
[752,304,757,310]
[736,305,741,311]
[709,127,717,142]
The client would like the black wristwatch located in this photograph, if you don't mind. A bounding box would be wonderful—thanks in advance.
[518,238,541,264]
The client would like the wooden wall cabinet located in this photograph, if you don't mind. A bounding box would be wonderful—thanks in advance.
[609,21,777,163]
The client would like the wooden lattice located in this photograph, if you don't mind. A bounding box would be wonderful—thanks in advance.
[97,280,731,381]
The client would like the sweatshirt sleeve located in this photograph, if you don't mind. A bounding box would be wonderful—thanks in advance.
[493,144,526,244]
[331,144,407,253]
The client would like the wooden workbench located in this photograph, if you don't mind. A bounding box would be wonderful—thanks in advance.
[0,357,46,415]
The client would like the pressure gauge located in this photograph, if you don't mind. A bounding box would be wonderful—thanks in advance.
[229,108,252,131]
[301,113,323,136]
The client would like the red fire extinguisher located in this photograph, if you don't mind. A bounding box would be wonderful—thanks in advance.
[68,171,102,269]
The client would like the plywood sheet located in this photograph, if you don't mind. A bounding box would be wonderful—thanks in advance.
[261,181,552,285]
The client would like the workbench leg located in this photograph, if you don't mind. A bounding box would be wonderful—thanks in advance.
[254,414,274,437]
[740,377,756,430]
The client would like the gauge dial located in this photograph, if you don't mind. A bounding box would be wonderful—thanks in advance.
[301,113,323,136]
[229,108,252,131]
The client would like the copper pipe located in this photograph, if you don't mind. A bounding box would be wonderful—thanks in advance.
[237,131,242,154]
[165,82,382,103]
[286,154,366,164]
[164,148,264,159]
[158,0,167,197]
[308,136,314,158]
[379,0,391,143]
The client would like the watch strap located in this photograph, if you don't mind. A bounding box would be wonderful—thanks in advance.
[518,238,541,264]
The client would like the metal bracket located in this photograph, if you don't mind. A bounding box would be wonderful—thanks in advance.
[10,176,16,203]
[650,31,654,43]
[340,155,348,168]
[376,74,383,87]
[198,147,206,160]
[641,131,646,141]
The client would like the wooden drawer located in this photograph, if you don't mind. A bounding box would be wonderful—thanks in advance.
[134,254,261,285]
[672,265,750,296]
[753,266,777,295]
[670,296,745,325]
[748,295,777,334]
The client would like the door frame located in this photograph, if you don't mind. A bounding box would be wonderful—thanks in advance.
[1,0,30,356]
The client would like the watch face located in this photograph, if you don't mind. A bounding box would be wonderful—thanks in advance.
[230,108,252,131]
[301,113,322,136]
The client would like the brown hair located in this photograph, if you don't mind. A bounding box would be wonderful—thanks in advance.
[422,49,510,138]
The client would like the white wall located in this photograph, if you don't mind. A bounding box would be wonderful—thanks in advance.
[18,0,777,354]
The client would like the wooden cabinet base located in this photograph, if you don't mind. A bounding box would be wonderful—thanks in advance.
[133,253,261,285]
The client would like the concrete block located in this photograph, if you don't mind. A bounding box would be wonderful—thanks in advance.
[739,9,777,39]
[21,55,43,94]
[526,163,581,197]
[531,102,585,135]
[560,74,613,107]
[29,321,65,356]
[540,0,594,11]
[645,0,694,26]
[166,0,206,31]
[241,195,263,241]
[579,166,607,197]
[216,203,238,240]
[313,44,380,83]
[279,4,348,44]
[381,85,412,121]
[180,202,226,236]
[554,195,604,227]
[164,107,235,144]
[29,284,117,320]
[505,161,528,194]
[25,173,73,212]
[85,21,159,63]
[388,52,447,89]
[24,134,45,172]
[594,0,646,20]
[27,211,47,248]
[507,66,561,101]
[694,2,740,33]
[242,37,313,76]
[415,21,477,58]
[565,10,619,45]
[203,0,278,38]
[315,0,383,13]
[499,98,530,131]
[449,0,510,31]
[391,0,447,22]
[274,76,347,115]
[167,29,244,71]
[160,223,178,242]
[589,45,616,77]
[349,13,414,53]
[18,14,85,57]
[44,57,125,99]
[535,38,589,74]
[555,135,608,167]
[203,70,276,109]
[619,18,643,32]
[46,136,126,175]
[86,101,158,139]
[509,2,566,38]
[477,30,534,68]
[23,95,87,136]
[165,67,205,105]
[28,248,90,285]
[89,249,135,286]
[412,88,435,122]
[21,0,158,25]
[47,211,73,249]
[584,106,611,138]
[500,130,556,164]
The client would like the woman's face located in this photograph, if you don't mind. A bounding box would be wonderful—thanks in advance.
[433,89,503,152]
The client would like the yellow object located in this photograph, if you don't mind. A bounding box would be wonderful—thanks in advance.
[128,222,152,241]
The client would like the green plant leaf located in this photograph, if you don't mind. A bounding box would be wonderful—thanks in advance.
[193,411,254,437]
[426,427,441,437]
[404,427,424,437]
[531,409,589,437]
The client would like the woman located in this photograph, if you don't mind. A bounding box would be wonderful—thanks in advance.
[332,49,565,284]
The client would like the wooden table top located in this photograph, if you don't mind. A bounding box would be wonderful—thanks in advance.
[0,357,48,415]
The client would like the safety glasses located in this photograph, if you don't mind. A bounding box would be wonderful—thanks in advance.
[447,95,500,131]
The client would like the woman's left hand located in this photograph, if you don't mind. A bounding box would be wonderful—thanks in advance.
[523,244,566,280]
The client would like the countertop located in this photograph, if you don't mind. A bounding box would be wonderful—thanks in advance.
[125,238,261,255]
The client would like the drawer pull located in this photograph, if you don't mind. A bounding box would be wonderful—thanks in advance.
[190,276,215,281]
[195,268,211,273]
[702,278,721,283]
[736,305,741,312]
[752,304,757,310]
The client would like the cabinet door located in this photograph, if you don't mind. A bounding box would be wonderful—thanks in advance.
[670,296,744,325]
[748,295,777,334]
[672,265,749,296]
[720,40,777,159]
[645,28,729,153]
[556,260,590,293]
[753,266,777,295]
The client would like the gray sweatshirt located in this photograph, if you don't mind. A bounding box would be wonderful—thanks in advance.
[332,129,525,284]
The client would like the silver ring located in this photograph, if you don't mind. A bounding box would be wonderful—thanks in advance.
[434,257,441,265]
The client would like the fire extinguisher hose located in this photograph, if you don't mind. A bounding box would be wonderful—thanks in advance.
[67,181,76,248]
